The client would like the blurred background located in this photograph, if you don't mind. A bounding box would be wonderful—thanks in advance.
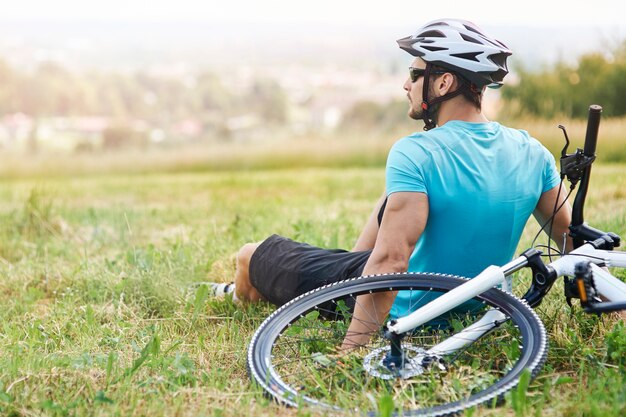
[1,0,626,174]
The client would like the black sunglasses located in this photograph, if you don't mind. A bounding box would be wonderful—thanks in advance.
[409,67,447,83]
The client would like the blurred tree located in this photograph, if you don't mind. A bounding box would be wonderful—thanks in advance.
[36,61,75,116]
[248,78,288,124]
[0,58,294,135]
[340,99,416,135]
[0,59,17,113]
[603,43,626,115]
[502,41,626,118]
[102,126,148,150]
[342,101,385,128]
[195,72,233,113]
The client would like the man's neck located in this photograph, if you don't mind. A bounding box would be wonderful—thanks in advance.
[436,96,488,126]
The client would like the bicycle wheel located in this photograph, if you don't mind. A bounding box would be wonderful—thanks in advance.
[247,273,547,416]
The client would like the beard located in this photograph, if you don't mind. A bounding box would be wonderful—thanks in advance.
[408,107,423,120]
[407,94,424,120]
[408,96,440,124]
[407,82,441,123]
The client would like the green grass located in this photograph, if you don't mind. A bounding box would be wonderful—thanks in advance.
[1,116,626,180]
[0,164,625,416]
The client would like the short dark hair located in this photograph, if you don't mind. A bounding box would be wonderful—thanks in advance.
[430,64,482,110]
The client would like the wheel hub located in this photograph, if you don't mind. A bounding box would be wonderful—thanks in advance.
[363,344,445,380]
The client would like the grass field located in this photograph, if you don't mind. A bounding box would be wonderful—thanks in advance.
[1,116,626,179]
[0,158,625,416]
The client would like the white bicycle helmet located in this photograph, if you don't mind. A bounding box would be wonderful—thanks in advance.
[397,19,512,88]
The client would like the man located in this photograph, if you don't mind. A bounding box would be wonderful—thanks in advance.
[211,19,572,346]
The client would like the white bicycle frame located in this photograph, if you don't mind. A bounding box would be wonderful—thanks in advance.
[386,243,626,355]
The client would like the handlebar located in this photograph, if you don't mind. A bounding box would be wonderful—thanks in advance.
[583,104,602,156]
[570,105,602,247]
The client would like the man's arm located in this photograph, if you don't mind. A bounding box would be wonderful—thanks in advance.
[342,192,428,349]
[533,184,573,253]
[351,191,387,251]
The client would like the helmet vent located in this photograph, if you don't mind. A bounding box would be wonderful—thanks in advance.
[451,52,481,62]
[492,68,508,83]
[423,45,448,52]
[460,34,481,44]
[464,24,486,36]
[489,53,509,69]
[418,30,445,38]
[424,21,449,28]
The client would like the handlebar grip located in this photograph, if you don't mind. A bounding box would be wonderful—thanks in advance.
[583,105,602,156]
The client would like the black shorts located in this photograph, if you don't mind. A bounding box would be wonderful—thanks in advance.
[249,234,371,307]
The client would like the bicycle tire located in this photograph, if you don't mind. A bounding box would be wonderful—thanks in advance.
[247,272,547,416]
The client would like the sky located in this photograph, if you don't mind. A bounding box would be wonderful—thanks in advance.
[2,0,625,27]
[1,0,626,72]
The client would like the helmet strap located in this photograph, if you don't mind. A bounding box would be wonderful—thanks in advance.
[420,63,468,131]
[420,64,436,131]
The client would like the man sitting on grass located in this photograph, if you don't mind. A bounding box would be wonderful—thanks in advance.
[209,18,573,346]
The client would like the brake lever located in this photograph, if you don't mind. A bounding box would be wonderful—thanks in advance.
[558,125,595,187]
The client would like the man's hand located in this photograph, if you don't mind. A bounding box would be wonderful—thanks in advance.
[341,291,397,350]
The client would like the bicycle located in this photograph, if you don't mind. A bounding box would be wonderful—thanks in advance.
[247,105,626,416]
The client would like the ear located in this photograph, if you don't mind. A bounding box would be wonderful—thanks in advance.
[437,73,456,95]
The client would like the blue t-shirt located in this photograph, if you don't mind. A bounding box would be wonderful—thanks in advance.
[386,121,560,319]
